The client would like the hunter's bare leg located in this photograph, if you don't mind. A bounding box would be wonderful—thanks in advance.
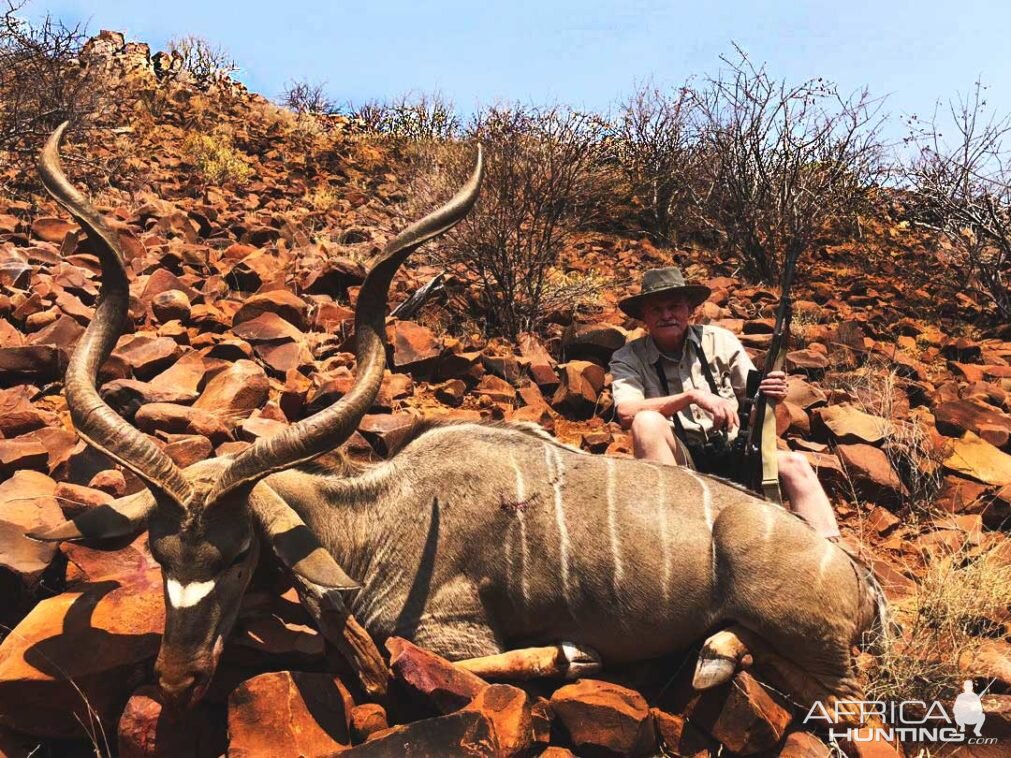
[456,642,602,680]
[631,410,691,466]
[777,451,840,539]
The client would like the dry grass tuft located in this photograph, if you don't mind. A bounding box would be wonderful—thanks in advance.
[866,540,1011,703]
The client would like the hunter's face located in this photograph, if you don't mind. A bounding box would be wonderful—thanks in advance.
[642,293,694,349]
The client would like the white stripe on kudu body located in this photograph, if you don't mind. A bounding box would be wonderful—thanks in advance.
[655,467,672,605]
[509,452,531,605]
[544,444,573,612]
[686,469,714,532]
[166,578,216,609]
[605,458,624,589]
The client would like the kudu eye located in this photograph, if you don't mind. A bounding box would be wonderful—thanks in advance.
[228,546,251,568]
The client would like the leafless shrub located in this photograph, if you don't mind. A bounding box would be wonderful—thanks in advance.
[349,92,459,142]
[903,82,1011,321]
[423,105,610,336]
[694,47,886,283]
[614,80,703,247]
[281,79,335,116]
[166,34,238,90]
[0,1,103,157]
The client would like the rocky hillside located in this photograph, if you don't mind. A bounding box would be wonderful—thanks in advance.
[0,31,1010,757]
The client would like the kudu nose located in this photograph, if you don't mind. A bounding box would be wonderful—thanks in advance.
[156,667,204,708]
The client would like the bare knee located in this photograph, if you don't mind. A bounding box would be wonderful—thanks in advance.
[630,410,670,444]
[778,451,815,484]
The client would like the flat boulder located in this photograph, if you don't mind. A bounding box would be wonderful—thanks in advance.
[943,431,1011,486]
[388,320,441,371]
[813,404,891,445]
[552,361,605,419]
[112,335,182,380]
[0,471,63,596]
[836,443,908,505]
[233,289,308,330]
[348,710,496,756]
[386,636,487,714]
[0,569,164,739]
[192,359,268,417]
[463,684,533,757]
[550,679,656,756]
[227,671,353,757]
[118,684,225,758]
[685,671,792,755]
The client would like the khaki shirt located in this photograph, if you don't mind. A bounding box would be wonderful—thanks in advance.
[609,325,756,445]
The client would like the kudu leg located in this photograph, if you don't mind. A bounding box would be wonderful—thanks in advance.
[696,624,866,725]
[456,642,602,681]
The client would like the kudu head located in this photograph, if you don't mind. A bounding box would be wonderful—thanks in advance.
[29,123,482,706]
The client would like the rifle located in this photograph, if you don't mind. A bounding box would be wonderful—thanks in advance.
[740,246,803,504]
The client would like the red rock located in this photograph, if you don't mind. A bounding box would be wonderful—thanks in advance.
[192,359,268,416]
[113,334,183,380]
[53,481,112,517]
[437,350,485,382]
[475,374,517,406]
[463,684,532,757]
[0,471,63,622]
[561,323,626,364]
[943,431,1011,486]
[0,435,48,476]
[0,569,164,739]
[355,711,497,755]
[62,533,158,586]
[779,729,832,757]
[350,703,388,744]
[836,727,902,757]
[481,351,522,383]
[786,349,830,372]
[550,679,656,756]
[228,671,353,757]
[836,443,908,504]
[162,434,214,468]
[385,636,487,714]
[358,414,415,457]
[518,332,558,390]
[150,289,191,323]
[100,377,200,418]
[0,386,56,437]
[935,399,1011,440]
[435,379,467,406]
[89,469,128,497]
[31,217,76,243]
[232,311,305,343]
[651,708,715,757]
[686,671,792,754]
[118,685,225,758]
[0,345,66,381]
[552,361,606,418]
[238,415,288,442]
[814,404,891,445]
[233,289,308,330]
[388,320,441,371]
[375,371,414,410]
[135,403,232,443]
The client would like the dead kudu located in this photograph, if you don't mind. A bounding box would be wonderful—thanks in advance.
[31,123,883,715]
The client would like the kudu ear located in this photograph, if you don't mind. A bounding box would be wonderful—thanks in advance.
[27,489,155,542]
[249,482,360,592]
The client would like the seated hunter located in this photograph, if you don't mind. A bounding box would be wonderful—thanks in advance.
[609,267,839,539]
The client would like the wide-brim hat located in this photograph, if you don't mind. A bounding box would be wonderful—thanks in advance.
[618,267,711,320]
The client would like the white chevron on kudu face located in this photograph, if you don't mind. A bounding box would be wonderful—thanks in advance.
[166,578,216,609]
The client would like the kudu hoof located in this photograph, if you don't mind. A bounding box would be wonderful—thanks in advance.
[558,642,602,679]
[693,628,753,689]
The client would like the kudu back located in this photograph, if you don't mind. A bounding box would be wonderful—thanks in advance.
[31,124,882,708]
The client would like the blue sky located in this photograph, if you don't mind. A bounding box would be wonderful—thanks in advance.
[25,1,1011,134]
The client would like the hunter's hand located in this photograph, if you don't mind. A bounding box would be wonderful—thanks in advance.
[759,371,789,401]
[691,390,740,432]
